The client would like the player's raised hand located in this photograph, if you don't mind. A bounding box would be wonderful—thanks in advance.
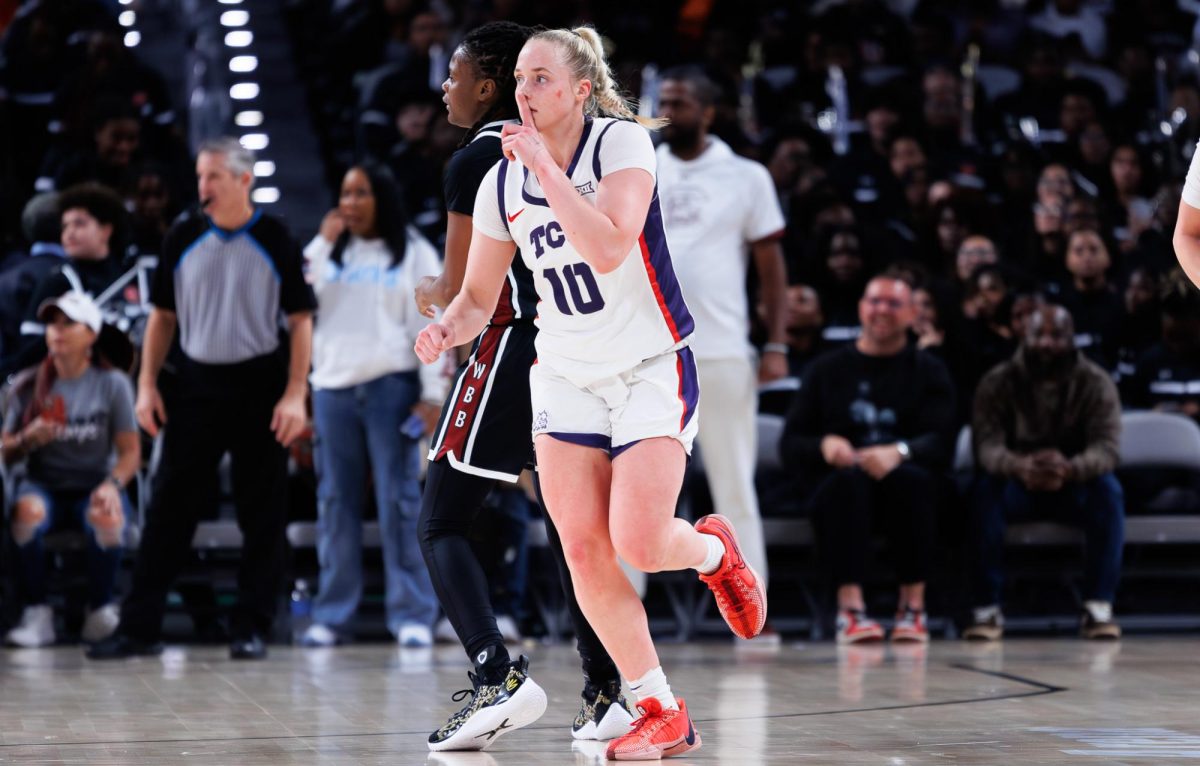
[501,94,546,166]
[415,322,455,364]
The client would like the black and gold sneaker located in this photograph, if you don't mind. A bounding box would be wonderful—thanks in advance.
[427,655,547,751]
[571,678,635,741]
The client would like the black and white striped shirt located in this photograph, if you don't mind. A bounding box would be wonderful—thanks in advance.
[151,210,315,364]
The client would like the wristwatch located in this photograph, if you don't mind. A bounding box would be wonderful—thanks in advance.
[106,474,123,490]
[896,441,911,460]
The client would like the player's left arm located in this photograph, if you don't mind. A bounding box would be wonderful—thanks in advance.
[752,234,789,382]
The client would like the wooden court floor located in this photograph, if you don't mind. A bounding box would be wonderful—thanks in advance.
[1,637,1198,764]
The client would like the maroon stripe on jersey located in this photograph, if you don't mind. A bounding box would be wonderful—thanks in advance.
[492,274,515,325]
[434,325,505,463]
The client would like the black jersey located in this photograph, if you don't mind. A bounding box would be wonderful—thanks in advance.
[444,121,538,325]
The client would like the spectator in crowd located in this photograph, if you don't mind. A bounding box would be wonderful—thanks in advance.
[88,138,316,661]
[782,274,956,644]
[124,163,176,256]
[384,90,449,243]
[1028,0,1108,60]
[0,193,63,370]
[812,225,867,346]
[6,183,131,377]
[1116,267,1162,379]
[967,304,1124,641]
[1105,144,1154,255]
[359,6,450,162]
[39,97,142,193]
[961,263,1017,379]
[779,282,828,378]
[655,66,789,635]
[953,235,999,310]
[300,163,444,647]
[1120,270,1200,419]
[1,291,138,647]
[1058,229,1123,372]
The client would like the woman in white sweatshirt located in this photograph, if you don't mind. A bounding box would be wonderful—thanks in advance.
[302,163,446,647]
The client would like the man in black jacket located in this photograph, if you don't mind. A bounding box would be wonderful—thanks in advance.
[782,273,956,644]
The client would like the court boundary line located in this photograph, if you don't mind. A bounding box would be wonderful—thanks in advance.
[0,661,1066,749]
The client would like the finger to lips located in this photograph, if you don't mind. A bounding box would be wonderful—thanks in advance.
[516,93,536,130]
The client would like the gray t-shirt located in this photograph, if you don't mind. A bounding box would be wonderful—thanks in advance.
[3,367,137,491]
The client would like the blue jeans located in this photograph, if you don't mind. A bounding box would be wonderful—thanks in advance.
[971,472,1125,606]
[312,372,438,634]
[12,480,130,608]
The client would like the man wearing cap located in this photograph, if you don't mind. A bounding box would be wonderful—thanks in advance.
[1,291,139,647]
[88,137,316,660]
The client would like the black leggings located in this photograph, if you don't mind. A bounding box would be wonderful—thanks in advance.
[419,460,617,686]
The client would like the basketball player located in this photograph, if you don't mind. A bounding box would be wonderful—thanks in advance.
[416,26,767,760]
[414,22,632,752]
[1176,144,1200,287]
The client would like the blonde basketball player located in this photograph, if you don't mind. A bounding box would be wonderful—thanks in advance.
[415,26,766,760]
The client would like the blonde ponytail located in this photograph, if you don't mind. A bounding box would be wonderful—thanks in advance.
[531,26,668,130]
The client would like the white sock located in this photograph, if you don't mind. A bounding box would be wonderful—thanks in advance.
[628,666,679,711]
[973,604,1002,624]
[695,533,725,575]
[1084,600,1113,623]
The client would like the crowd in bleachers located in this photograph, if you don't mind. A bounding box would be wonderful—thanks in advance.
[4,0,1200,648]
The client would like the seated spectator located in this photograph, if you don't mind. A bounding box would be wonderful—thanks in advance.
[953,236,999,311]
[124,163,176,256]
[1057,229,1123,372]
[966,304,1124,641]
[782,274,956,644]
[38,97,142,193]
[0,292,139,647]
[913,278,972,423]
[813,225,867,346]
[383,90,448,242]
[301,163,444,647]
[0,193,63,371]
[1115,267,1161,380]
[1120,270,1200,419]
[779,282,830,378]
[10,183,132,374]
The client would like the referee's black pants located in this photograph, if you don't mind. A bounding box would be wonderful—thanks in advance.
[120,353,288,642]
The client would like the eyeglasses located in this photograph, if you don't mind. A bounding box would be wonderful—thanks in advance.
[863,297,906,309]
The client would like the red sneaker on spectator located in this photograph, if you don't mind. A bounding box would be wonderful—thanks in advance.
[890,607,929,643]
[836,609,885,644]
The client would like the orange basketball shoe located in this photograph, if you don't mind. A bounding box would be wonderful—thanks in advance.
[605,697,700,761]
[695,514,767,639]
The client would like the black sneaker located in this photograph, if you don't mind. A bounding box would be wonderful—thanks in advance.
[571,678,634,741]
[230,634,267,660]
[86,633,164,660]
[427,655,548,752]
[963,607,1004,642]
[1080,605,1121,640]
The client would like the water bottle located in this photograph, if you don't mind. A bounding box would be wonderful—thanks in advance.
[290,579,312,644]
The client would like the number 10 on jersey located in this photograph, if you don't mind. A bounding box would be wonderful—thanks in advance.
[542,263,605,316]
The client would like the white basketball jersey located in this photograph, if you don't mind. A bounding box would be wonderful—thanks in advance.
[472,117,695,385]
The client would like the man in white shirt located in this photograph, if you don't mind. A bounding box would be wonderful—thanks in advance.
[655,67,789,627]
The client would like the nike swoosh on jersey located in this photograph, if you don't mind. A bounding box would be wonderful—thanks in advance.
[507,208,525,222]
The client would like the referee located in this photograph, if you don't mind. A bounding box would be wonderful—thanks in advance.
[89,137,316,660]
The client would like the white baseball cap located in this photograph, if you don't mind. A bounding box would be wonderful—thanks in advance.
[37,291,102,334]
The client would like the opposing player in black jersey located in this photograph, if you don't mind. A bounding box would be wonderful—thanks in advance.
[414,22,631,752]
